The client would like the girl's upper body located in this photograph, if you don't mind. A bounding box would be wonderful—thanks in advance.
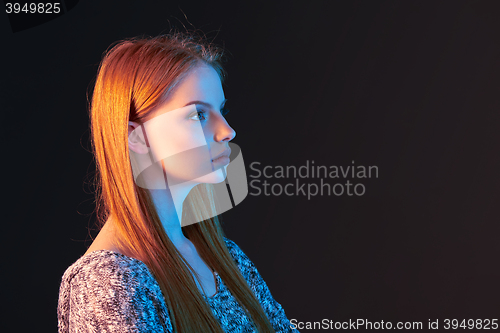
[57,236,295,332]
[62,32,296,332]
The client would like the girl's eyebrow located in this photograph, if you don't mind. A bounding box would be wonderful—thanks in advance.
[183,99,227,109]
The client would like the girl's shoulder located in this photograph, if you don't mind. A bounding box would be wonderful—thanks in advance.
[223,237,257,274]
[223,237,246,259]
[223,236,239,251]
[60,238,249,294]
[58,250,171,332]
[60,249,153,288]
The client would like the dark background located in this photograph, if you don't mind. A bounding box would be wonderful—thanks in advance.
[2,0,500,332]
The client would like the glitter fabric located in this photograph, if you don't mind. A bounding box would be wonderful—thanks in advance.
[57,238,295,332]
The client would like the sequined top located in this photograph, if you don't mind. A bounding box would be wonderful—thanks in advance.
[57,238,296,332]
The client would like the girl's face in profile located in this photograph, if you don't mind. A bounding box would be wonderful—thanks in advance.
[128,64,236,189]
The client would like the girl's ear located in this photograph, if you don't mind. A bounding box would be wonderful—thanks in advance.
[128,121,149,154]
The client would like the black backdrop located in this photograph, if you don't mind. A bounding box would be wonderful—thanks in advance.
[2,1,500,332]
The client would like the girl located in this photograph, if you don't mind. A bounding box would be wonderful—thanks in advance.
[57,31,296,332]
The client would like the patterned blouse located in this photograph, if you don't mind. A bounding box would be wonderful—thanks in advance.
[57,237,296,332]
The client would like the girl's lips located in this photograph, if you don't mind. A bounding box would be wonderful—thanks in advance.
[212,155,230,165]
[211,148,231,162]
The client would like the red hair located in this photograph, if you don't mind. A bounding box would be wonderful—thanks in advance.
[89,32,275,332]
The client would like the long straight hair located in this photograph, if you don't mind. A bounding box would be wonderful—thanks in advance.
[89,32,275,332]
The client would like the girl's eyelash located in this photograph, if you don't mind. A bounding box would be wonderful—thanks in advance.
[191,108,229,121]
[190,110,206,121]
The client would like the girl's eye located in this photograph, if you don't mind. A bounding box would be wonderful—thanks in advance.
[189,110,207,121]
[220,108,230,116]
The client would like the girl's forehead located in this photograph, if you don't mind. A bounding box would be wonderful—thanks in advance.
[173,65,224,99]
[150,66,224,117]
